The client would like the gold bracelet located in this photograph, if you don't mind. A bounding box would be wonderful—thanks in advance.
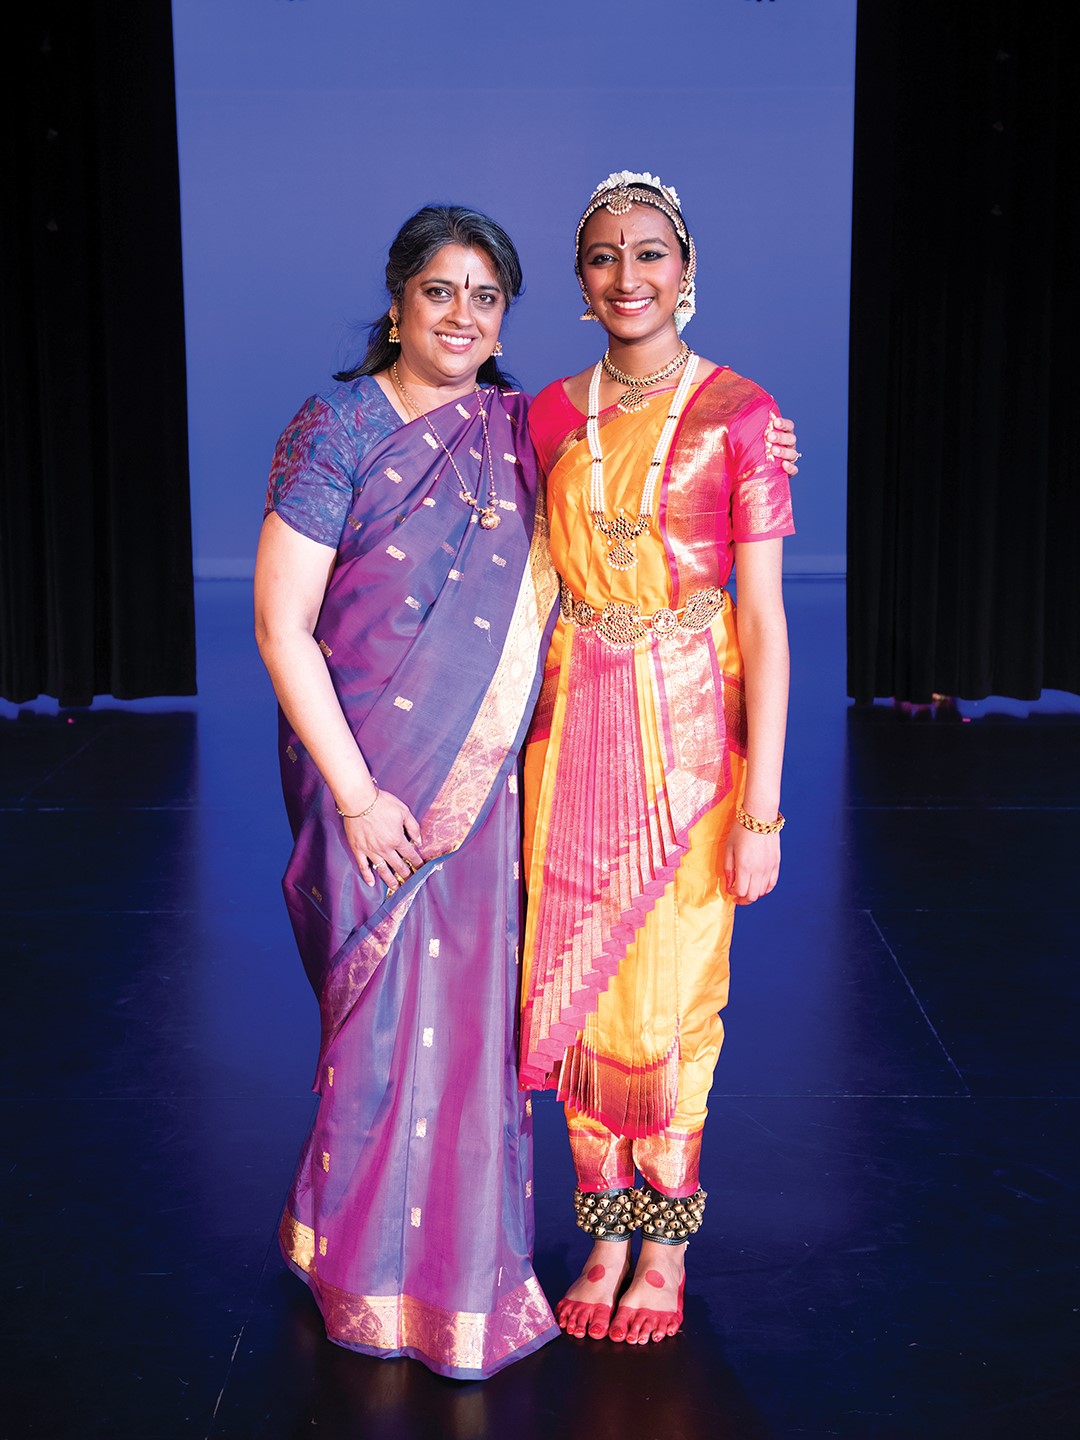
[336,780,380,820]
[735,804,785,836]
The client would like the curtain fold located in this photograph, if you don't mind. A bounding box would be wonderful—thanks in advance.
[847,1,1079,702]
[0,1,195,705]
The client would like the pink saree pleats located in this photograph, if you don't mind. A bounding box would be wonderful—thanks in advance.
[519,620,733,1135]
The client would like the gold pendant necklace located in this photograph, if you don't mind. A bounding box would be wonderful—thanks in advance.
[390,363,501,528]
[586,352,699,569]
[601,342,690,414]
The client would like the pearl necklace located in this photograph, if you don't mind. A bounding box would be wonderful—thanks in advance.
[587,352,699,569]
[390,363,501,529]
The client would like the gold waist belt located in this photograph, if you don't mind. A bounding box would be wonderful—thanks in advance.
[558,576,728,649]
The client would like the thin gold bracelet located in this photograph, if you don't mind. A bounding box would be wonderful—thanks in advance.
[336,780,380,820]
[735,804,785,836]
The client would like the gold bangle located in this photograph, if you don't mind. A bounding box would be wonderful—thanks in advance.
[735,805,785,835]
[336,780,380,820]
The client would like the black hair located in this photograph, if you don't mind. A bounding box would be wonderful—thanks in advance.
[334,205,524,388]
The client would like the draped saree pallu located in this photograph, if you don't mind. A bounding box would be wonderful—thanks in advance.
[519,367,794,1200]
[267,377,559,1379]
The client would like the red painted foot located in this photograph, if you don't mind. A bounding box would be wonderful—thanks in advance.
[609,1277,685,1345]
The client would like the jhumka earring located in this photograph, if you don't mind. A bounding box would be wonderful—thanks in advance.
[493,340,504,357]
[388,317,400,344]
[580,304,598,322]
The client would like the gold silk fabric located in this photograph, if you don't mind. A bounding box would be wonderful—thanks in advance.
[520,367,792,1139]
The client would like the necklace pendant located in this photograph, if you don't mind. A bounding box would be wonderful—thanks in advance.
[617,387,648,415]
[606,540,638,570]
[479,508,501,530]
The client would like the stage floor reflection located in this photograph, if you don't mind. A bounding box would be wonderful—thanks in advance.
[2,580,1078,1439]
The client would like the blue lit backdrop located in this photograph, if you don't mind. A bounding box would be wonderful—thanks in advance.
[173,0,855,577]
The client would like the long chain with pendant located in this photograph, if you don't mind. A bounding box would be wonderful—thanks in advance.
[587,351,699,569]
[390,363,501,529]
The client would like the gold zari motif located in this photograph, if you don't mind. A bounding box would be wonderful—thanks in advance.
[279,1209,553,1375]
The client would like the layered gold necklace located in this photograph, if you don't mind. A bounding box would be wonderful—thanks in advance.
[601,342,690,414]
[587,350,699,569]
[390,363,501,529]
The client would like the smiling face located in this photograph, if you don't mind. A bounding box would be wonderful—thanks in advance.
[579,204,687,354]
[391,243,505,393]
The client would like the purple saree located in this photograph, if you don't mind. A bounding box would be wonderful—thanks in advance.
[265,376,559,1379]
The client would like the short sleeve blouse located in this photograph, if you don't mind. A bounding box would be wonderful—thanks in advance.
[727,388,795,543]
[263,377,401,549]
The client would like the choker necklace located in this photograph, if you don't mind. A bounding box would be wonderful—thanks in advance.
[390,363,501,529]
[601,342,691,414]
[587,351,699,569]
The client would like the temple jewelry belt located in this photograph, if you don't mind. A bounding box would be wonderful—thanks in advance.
[558,576,728,648]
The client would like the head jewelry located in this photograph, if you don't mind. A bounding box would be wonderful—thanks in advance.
[575,170,697,332]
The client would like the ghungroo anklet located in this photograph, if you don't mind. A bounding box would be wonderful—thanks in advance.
[634,1184,707,1244]
[573,1186,637,1240]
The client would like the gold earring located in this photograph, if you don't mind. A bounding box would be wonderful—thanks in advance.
[580,304,598,322]
[388,317,400,344]
[493,340,504,357]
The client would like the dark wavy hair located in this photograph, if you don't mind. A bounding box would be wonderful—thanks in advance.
[334,205,524,388]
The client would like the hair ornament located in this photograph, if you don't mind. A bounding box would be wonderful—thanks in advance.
[592,170,684,214]
[574,169,697,332]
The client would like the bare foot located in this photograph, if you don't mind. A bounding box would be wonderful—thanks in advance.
[555,1240,631,1339]
[608,1240,686,1345]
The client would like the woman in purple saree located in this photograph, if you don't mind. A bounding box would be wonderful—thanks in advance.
[254,207,559,1379]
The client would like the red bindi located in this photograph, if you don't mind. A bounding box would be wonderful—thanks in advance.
[586,1264,605,1282]
[619,229,626,248]
[645,1269,666,1289]
[464,273,470,290]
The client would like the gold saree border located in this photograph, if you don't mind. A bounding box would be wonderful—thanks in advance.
[566,1123,635,1191]
[557,1027,681,1140]
[319,887,421,1057]
[319,492,555,1056]
[633,1128,703,1197]
[660,368,764,602]
[280,1211,554,1375]
[422,488,557,858]
[565,1123,704,1196]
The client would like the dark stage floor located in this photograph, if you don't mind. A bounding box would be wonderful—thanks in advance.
[3,580,1078,1439]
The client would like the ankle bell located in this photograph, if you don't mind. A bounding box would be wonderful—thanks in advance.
[572,1186,636,1240]
[634,1184,707,1244]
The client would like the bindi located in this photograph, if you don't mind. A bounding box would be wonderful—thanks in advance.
[619,230,627,249]
[464,273,470,290]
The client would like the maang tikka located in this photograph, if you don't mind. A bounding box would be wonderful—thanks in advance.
[574,170,697,332]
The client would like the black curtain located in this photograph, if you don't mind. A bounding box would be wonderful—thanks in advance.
[0,2,195,706]
[847,1,1079,703]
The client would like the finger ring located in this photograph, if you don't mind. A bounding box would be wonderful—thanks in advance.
[793,450,802,460]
